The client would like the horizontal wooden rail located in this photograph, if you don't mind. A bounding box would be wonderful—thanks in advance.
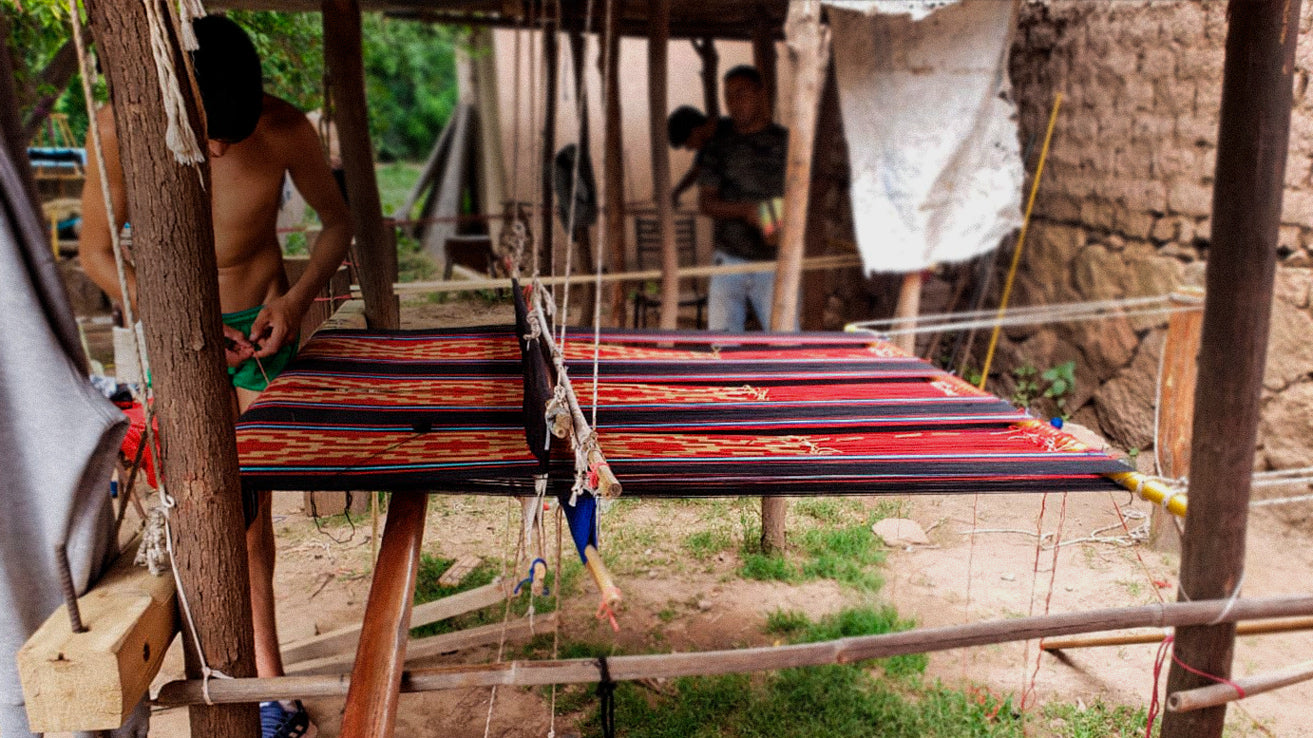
[156,594,1313,706]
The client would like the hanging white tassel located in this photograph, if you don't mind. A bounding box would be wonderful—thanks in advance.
[176,0,207,50]
[134,504,172,576]
[140,0,205,165]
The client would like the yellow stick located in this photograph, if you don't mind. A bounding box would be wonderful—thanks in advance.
[1109,470,1187,518]
[978,93,1063,390]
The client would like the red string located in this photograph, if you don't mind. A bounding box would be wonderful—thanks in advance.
[312,293,355,303]
[1144,634,1248,736]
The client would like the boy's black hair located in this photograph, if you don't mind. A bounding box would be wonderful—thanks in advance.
[667,105,708,147]
[191,16,263,143]
[723,65,763,86]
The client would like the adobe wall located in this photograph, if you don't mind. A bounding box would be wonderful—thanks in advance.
[1005,0,1313,476]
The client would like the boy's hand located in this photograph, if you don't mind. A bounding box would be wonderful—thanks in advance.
[223,325,256,367]
[249,295,304,358]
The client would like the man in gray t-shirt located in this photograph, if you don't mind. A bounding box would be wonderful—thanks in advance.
[698,65,788,331]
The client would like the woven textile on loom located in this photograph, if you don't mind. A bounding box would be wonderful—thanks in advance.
[235,326,1131,496]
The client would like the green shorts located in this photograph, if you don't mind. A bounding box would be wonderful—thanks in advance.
[223,305,297,392]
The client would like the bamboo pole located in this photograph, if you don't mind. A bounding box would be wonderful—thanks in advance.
[1161,3,1302,736]
[82,3,257,736]
[363,253,861,296]
[1168,660,1313,713]
[338,493,428,738]
[600,0,627,325]
[156,594,1313,706]
[1042,616,1313,651]
[324,0,399,330]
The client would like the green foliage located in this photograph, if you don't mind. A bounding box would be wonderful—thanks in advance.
[1010,360,1077,419]
[362,17,460,161]
[739,552,794,582]
[5,7,457,159]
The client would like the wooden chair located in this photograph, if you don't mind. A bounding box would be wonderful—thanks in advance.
[631,214,706,329]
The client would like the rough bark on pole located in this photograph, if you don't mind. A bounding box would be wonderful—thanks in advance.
[323,0,399,330]
[762,0,829,554]
[693,37,719,119]
[82,2,258,736]
[1151,287,1203,552]
[647,0,679,330]
[601,0,627,325]
[539,14,559,278]
[1160,2,1301,737]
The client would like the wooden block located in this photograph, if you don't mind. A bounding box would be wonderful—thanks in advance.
[17,542,178,732]
[437,554,482,588]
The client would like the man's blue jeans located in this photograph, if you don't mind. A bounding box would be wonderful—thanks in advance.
[708,250,779,332]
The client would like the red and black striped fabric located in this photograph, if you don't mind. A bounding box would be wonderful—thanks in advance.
[235,326,1130,496]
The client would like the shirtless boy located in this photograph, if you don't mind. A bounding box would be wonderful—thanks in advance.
[80,16,349,737]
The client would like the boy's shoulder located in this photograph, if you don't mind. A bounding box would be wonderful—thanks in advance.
[258,94,312,134]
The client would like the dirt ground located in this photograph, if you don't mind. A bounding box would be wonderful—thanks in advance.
[73,298,1313,737]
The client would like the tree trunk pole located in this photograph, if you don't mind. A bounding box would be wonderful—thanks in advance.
[323,0,399,330]
[762,1,829,554]
[568,26,598,320]
[600,0,627,326]
[1160,2,1301,737]
[539,14,559,278]
[647,0,678,330]
[83,2,258,736]
[0,13,42,228]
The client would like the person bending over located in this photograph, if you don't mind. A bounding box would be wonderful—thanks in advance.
[80,15,349,738]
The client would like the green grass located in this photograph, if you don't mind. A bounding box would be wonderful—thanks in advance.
[562,607,1148,738]
[410,553,582,638]
[738,519,887,590]
[683,528,732,560]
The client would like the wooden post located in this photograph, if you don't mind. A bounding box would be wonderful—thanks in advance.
[539,14,559,277]
[1151,287,1204,551]
[323,0,400,330]
[892,272,922,355]
[752,10,778,114]
[1160,2,1301,737]
[469,27,507,249]
[800,60,843,331]
[648,0,678,330]
[339,493,428,738]
[82,3,258,736]
[600,0,627,325]
[762,1,829,554]
[693,37,719,119]
[568,26,598,320]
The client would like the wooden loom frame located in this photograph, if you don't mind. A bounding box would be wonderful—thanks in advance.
[50,2,1306,738]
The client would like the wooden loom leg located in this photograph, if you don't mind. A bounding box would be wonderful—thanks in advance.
[339,493,428,738]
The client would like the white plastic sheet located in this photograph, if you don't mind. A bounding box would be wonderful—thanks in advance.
[825,0,1023,273]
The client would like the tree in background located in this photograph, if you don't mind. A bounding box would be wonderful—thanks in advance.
[3,3,458,161]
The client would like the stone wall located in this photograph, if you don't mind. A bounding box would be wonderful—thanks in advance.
[1001,0,1313,475]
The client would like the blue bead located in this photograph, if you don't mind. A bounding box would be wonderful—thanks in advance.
[1050,417,1064,429]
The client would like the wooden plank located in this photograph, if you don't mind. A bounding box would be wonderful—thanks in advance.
[437,554,482,587]
[420,104,472,266]
[397,108,456,228]
[288,613,557,677]
[319,297,368,331]
[281,578,508,666]
[1150,287,1203,551]
[339,493,428,738]
[18,540,178,732]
